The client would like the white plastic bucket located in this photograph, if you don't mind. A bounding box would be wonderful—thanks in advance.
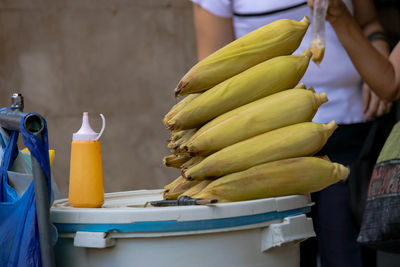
[51,190,315,267]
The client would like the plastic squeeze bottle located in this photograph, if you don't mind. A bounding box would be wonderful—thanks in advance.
[68,112,106,208]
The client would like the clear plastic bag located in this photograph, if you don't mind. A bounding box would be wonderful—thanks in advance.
[310,0,328,65]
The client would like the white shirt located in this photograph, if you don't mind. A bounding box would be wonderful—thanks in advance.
[191,0,365,124]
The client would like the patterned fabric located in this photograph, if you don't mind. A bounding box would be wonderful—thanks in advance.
[358,122,400,253]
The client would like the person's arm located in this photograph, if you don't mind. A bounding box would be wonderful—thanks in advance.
[353,0,391,119]
[332,10,399,101]
[193,3,234,61]
[311,0,400,101]
[353,0,390,56]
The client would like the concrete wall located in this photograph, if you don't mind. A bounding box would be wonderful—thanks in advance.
[0,0,196,197]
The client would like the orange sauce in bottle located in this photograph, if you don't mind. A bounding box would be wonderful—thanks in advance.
[68,112,105,208]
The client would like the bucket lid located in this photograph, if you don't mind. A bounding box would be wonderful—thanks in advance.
[51,190,311,234]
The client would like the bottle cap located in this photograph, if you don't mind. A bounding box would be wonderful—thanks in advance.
[73,112,105,141]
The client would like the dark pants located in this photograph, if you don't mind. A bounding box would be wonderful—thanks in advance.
[300,122,377,267]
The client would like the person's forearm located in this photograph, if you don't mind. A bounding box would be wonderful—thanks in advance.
[331,12,397,101]
[358,2,390,59]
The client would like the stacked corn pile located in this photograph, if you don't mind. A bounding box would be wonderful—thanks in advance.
[162,17,349,203]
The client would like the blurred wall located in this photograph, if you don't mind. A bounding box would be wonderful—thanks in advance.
[0,0,197,197]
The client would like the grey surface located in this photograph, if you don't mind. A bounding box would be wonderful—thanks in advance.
[0,0,196,197]
[377,251,400,267]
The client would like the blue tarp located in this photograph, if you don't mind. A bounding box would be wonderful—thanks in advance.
[0,111,51,267]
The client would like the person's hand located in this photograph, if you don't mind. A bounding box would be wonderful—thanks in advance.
[307,0,350,23]
[362,83,392,120]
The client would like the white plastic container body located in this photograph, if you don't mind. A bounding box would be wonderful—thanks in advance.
[55,229,299,267]
[52,190,315,267]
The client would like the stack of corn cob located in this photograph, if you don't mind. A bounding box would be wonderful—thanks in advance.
[162,17,349,203]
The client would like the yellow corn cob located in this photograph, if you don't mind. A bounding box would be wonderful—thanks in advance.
[164,176,185,191]
[167,141,175,149]
[193,157,349,202]
[163,94,200,125]
[295,83,307,89]
[170,129,197,150]
[163,177,201,200]
[181,156,204,169]
[307,86,316,93]
[168,50,312,131]
[175,17,310,97]
[166,87,305,142]
[183,121,337,180]
[170,130,188,142]
[178,180,212,198]
[168,130,197,154]
[185,89,328,156]
[163,154,191,168]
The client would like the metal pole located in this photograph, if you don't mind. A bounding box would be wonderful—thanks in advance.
[0,93,25,130]
[25,114,55,267]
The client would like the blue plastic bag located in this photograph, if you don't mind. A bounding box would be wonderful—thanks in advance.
[0,111,52,267]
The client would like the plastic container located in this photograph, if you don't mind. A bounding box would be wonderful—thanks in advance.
[52,190,315,267]
[68,112,106,208]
